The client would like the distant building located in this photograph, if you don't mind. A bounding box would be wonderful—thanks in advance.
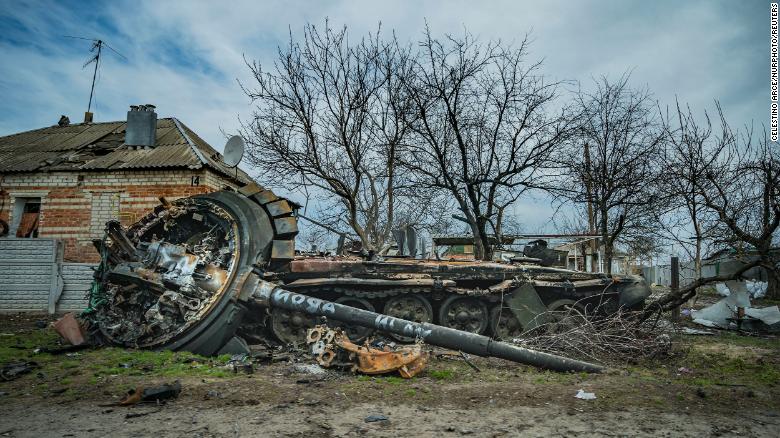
[0,105,251,262]
[553,238,637,275]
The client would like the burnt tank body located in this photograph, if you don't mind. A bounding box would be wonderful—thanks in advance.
[88,184,650,366]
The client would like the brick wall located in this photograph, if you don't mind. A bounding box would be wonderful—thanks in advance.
[0,168,241,262]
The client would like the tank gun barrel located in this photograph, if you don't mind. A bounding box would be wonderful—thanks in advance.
[251,278,604,373]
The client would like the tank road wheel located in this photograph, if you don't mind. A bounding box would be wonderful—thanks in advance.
[489,305,523,340]
[545,299,587,335]
[438,296,489,334]
[382,295,434,342]
[270,308,316,345]
[334,297,375,342]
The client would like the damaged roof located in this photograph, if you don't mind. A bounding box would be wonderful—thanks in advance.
[0,118,251,183]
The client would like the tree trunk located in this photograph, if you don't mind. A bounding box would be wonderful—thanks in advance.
[599,209,611,274]
[468,219,486,261]
[766,264,780,300]
[473,218,492,261]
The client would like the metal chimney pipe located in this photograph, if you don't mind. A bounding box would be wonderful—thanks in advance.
[125,104,157,147]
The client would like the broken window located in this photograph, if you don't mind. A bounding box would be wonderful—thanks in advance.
[14,198,41,238]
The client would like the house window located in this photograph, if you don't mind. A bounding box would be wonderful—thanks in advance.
[12,197,41,238]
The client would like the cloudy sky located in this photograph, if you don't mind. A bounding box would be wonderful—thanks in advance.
[0,0,770,235]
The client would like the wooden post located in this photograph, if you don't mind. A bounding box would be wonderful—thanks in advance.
[670,256,680,321]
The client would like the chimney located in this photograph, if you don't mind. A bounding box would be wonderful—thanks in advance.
[125,104,157,147]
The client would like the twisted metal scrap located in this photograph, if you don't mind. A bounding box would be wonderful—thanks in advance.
[306,325,429,378]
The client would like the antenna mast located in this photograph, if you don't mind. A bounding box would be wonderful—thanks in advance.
[65,36,126,123]
[86,40,102,115]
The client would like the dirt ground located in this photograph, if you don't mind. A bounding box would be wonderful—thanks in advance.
[1,312,779,437]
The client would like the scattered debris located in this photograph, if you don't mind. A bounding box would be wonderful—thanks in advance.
[459,351,481,372]
[676,367,693,376]
[205,390,223,399]
[52,313,86,346]
[364,414,389,423]
[119,381,182,405]
[692,281,780,331]
[293,363,327,375]
[1,361,39,381]
[227,354,254,374]
[574,389,596,400]
[35,344,90,355]
[680,327,715,336]
[306,325,429,378]
[716,281,768,299]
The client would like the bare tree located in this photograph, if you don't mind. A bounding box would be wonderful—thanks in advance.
[241,23,416,254]
[656,101,726,283]
[695,116,780,298]
[402,28,572,260]
[560,73,664,274]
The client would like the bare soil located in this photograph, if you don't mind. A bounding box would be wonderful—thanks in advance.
[1,313,778,437]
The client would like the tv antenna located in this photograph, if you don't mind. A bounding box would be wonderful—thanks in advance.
[64,36,127,118]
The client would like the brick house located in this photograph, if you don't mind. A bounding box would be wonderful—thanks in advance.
[0,105,251,263]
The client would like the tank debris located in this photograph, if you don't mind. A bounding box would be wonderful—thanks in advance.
[1,361,39,381]
[306,325,429,378]
[84,186,654,372]
[119,381,182,406]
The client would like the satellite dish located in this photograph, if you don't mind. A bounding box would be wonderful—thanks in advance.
[223,135,245,168]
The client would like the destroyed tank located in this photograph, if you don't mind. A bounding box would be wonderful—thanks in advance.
[87,184,651,363]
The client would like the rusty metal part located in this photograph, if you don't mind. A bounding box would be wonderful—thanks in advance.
[307,325,429,378]
[285,277,456,289]
[90,193,256,353]
[106,220,137,260]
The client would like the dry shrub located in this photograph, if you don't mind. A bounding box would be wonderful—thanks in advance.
[512,302,675,365]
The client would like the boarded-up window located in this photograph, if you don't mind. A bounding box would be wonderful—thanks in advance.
[16,201,40,238]
[90,192,121,238]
